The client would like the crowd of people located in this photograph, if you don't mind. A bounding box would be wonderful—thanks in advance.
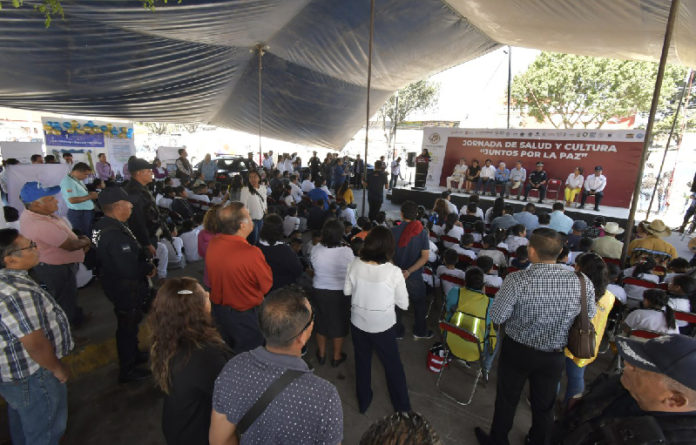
[1,148,696,445]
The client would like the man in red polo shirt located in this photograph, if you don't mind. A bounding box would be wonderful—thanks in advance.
[206,202,273,353]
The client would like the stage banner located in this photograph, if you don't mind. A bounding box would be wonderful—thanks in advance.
[425,128,645,208]
[0,141,44,164]
[41,116,135,175]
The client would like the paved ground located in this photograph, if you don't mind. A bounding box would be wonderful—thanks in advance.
[0,188,684,445]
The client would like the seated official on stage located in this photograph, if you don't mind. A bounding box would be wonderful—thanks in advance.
[523,162,547,203]
[505,161,526,199]
[579,166,606,211]
[446,158,467,191]
[564,167,584,207]
[494,162,510,198]
[465,160,481,192]
[475,159,496,195]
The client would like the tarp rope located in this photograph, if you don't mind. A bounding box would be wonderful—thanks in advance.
[361,0,376,217]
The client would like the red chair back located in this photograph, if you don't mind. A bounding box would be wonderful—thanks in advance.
[622,277,659,289]
[472,242,483,249]
[439,321,479,344]
[629,329,662,339]
[441,274,465,287]
[602,257,621,266]
[441,235,459,245]
[675,311,696,324]
[496,247,509,257]
[484,286,499,297]
[458,255,474,266]
[423,267,434,276]
[548,178,562,188]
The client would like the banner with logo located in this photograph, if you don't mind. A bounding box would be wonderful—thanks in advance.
[42,116,135,175]
[422,128,645,208]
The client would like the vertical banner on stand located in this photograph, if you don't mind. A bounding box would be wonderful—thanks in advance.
[421,128,448,187]
[425,128,645,208]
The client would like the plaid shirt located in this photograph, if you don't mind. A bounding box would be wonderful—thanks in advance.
[0,269,73,382]
[490,263,596,352]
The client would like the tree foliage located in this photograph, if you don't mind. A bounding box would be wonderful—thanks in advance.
[378,80,439,146]
[511,52,688,129]
[0,0,181,27]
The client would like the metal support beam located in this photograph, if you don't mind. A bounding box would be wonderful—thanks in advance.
[620,0,681,265]
[361,0,376,217]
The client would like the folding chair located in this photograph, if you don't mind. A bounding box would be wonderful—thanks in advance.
[675,311,696,337]
[457,254,475,268]
[429,233,440,244]
[437,319,486,406]
[545,178,562,202]
[484,286,499,298]
[440,274,465,289]
[440,234,460,248]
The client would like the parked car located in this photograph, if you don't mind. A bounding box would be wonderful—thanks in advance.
[195,155,255,183]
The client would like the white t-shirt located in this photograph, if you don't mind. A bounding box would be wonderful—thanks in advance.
[283,216,300,237]
[156,194,173,209]
[624,273,660,307]
[607,283,627,305]
[436,265,467,296]
[452,245,476,261]
[447,200,458,215]
[428,240,439,263]
[345,259,409,333]
[625,309,680,334]
[179,229,201,262]
[480,165,496,179]
[240,186,267,220]
[431,224,445,237]
[669,297,691,328]
[443,226,464,248]
[505,235,528,255]
[311,244,355,290]
[340,207,357,226]
[478,249,506,268]
[484,274,503,288]
[301,179,315,193]
[164,237,185,265]
[290,182,303,203]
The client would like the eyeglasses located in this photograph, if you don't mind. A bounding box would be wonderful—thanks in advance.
[283,309,315,343]
[8,241,37,255]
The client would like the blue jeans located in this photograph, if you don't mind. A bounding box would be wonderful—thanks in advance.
[564,356,586,402]
[67,208,94,236]
[0,368,68,445]
[247,219,263,245]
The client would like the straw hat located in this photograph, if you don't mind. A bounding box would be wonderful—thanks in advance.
[602,222,624,235]
[644,219,671,238]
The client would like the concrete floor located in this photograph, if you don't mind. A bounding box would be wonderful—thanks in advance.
[0,188,659,444]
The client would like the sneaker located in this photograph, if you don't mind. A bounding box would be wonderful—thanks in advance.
[413,330,434,340]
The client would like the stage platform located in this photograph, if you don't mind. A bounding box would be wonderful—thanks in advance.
[389,186,630,227]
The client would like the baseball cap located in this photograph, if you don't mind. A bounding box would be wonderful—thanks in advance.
[594,165,603,171]
[617,335,696,391]
[98,187,129,206]
[19,181,60,203]
[572,220,588,231]
[128,157,154,172]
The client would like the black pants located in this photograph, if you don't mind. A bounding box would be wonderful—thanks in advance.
[395,275,427,337]
[490,336,565,445]
[368,197,383,221]
[580,190,603,209]
[115,308,144,373]
[351,324,411,413]
[212,304,264,354]
[32,263,82,326]
[524,184,547,201]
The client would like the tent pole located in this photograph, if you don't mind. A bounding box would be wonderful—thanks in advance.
[620,0,681,265]
[507,45,512,129]
[392,90,399,161]
[646,69,694,219]
[257,44,265,167]
[361,0,376,217]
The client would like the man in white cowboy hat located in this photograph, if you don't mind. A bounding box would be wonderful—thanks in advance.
[592,221,625,259]
[627,219,677,265]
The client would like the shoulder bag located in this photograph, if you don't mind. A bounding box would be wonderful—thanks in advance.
[235,369,304,438]
[567,272,596,359]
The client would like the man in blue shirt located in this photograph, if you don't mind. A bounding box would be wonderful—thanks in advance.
[548,202,574,234]
[332,158,347,195]
[391,201,433,339]
[494,162,511,198]
[513,202,540,235]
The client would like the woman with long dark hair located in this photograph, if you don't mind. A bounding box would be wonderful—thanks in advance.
[345,225,410,413]
[562,253,613,404]
[485,197,505,224]
[150,277,231,445]
[240,170,267,244]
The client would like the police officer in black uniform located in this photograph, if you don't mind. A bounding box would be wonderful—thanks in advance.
[123,157,170,258]
[92,187,154,383]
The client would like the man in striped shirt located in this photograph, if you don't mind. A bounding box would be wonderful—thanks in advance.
[0,228,73,445]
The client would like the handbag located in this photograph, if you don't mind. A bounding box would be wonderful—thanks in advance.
[567,272,596,359]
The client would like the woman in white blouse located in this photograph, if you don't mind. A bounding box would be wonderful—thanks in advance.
[564,167,584,207]
[344,226,411,414]
[239,170,267,244]
[310,219,355,367]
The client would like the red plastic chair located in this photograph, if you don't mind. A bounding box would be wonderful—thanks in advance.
[629,329,662,340]
[622,277,659,289]
[675,311,696,336]
[440,235,460,246]
[602,257,622,266]
[546,178,562,202]
[484,286,499,298]
[440,274,465,288]
[437,321,486,406]
[458,254,475,267]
